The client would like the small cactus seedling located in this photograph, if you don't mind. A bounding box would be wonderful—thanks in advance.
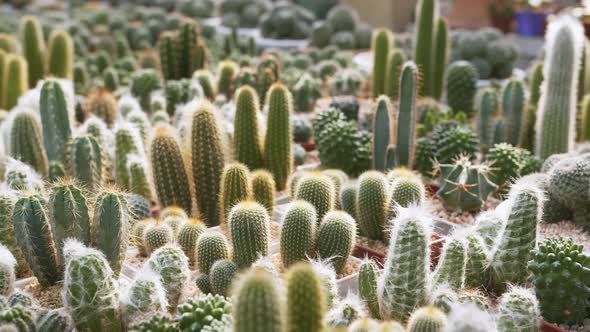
[145,245,190,312]
[497,287,541,332]
[228,202,270,268]
[196,231,230,274]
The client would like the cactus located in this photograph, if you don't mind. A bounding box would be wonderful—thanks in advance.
[340,184,357,220]
[527,238,590,324]
[146,245,190,311]
[317,211,356,274]
[432,237,467,290]
[415,137,436,176]
[127,155,154,200]
[189,101,225,226]
[91,189,129,275]
[432,122,479,164]
[194,70,216,100]
[293,74,321,113]
[216,60,238,98]
[446,61,478,115]
[397,62,419,167]
[385,49,406,100]
[2,55,28,110]
[295,173,335,224]
[358,259,380,319]
[103,67,119,92]
[490,180,542,293]
[463,233,489,289]
[177,294,232,331]
[63,240,123,332]
[477,88,499,152]
[195,273,212,294]
[130,69,163,113]
[372,96,392,171]
[536,16,584,159]
[474,211,505,250]
[46,29,73,79]
[251,170,275,216]
[127,193,152,221]
[0,245,15,296]
[39,80,73,164]
[121,272,168,324]
[48,180,91,258]
[228,202,269,268]
[407,307,447,332]
[0,191,28,277]
[158,32,178,80]
[209,259,238,297]
[0,306,35,332]
[150,125,194,216]
[388,173,425,220]
[497,287,540,332]
[372,28,393,98]
[0,50,5,108]
[176,218,206,265]
[432,18,449,101]
[19,16,45,87]
[37,309,72,332]
[144,222,173,255]
[129,314,177,332]
[196,231,230,274]
[115,123,143,190]
[9,110,48,177]
[162,215,185,237]
[132,219,153,257]
[280,200,317,268]
[414,0,437,97]
[379,207,431,322]
[13,194,61,287]
[86,90,118,128]
[264,83,293,191]
[502,79,526,146]
[286,263,326,332]
[356,171,389,241]
[232,269,280,332]
[220,163,251,223]
[233,86,264,170]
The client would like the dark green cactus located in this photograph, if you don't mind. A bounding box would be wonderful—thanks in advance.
[158,32,178,80]
[0,306,35,332]
[46,29,74,79]
[286,262,326,332]
[317,211,356,274]
[0,193,29,277]
[358,259,380,319]
[280,200,317,268]
[234,86,264,171]
[68,135,105,191]
[210,259,238,297]
[232,269,281,332]
[177,294,232,332]
[37,309,72,332]
[176,218,206,266]
[220,163,251,223]
[372,96,392,171]
[144,222,173,255]
[406,307,448,332]
[414,0,437,95]
[502,79,526,146]
[432,237,467,290]
[339,184,357,220]
[196,231,230,274]
[432,122,479,164]
[396,62,419,167]
[19,16,45,87]
[477,88,499,152]
[446,61,478,115]
[293,74,321,113]
[39,80,73,164]
[372,28,392,98]
[130,69,163,113]
[264,83,293,191]
[146,245,190,311]
[295,173,335,224]
[10,110,48,177]
[464,233,489,289]
[228,201,269,268]
[356,171,388,241]
[251,170,275,217]
[433,17,449,101]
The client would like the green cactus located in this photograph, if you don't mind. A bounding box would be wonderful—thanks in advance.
[177,294,232,331]
[91,189,129,275]
[233,269,282,332]
[86,90,118,128]
[372,28,392,98]
[356,171,389,241]
[414,0,437,97]
[209,259,238,297]
[194,70,216,100]
[432,237,467,290]
[286,262,326,332]
[115,123,143,190]
[0,50,5,108]
[385,49,406,100]
[372,96,392,171]
[146,245,190,311]
[264,83,293,191]
[502,79,526,146]
[39,80,73,164]
[127,155,154,201]
[190,101,226,226]
[19,16,45,87]
[234,86,264,171]
[415,137,436,177]
[0,193,28,277]
[432,122,479,164]
[388,174,425,220]
[497,287,540,332]
[130,69,163,113]
[317,211,356,274]
[2,54,28,110]
[121,273,168,324]
[220,163,251,223]
[196,231,230,274]
[126,193,152,221]
[432,18,449,101]
[476,88,499,152]
[293,74,322,113]
[407,307,447,332]
[158,32,178,80]
[132,219,152,257]
[63,240,123,332]
[129,314,177,332]
[474,211,505,250]
[339,184,357,220]
[251,170,275,216]
[103,67,119,92]
[358,259,380,319]
[446,61,478,115]
[0,306,35,332]
[228,201,269,268]
[295,173,335,224]
[195,273,212,294]
[463,233,489,289]
[46,29,73,79]
[10,110,48,177]
[0,245,15,296]
[150,125,194,215]
[217,60,238,98]
[536,16,584,159]
[162,215,186,238]
[379,207,431,322]
[176,218,206,266]
[397,62,419,167]
[279,200,317,269]
[520,63,543,151]
[73,62,89,95]
[144,222,173,255]
[37,309,72,332]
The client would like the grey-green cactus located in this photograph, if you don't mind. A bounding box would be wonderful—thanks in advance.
[121,272,168,324]
[497,287,540,332]
[286,262,326,332]
[228,202,269,268]
[295,173,335,224]
[396,62,419,168]
[317,211,356,274]
[358,259,380,319]
[145,245,190,311]
[68,135,105,191]
[39,80,72,164]
[143,222,173,255]
[406,306,447,332]
[372,96,392,171]
[196,231,230,274]
[356,171,389,241]
[431,237,467,290]
[9,110,48,177]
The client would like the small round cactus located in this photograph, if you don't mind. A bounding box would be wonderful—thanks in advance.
[209,259,238,297]
[406,306,447,332]
[176,218,206,265]
[295,173,336,224]
[251,170,276,217]
[177,294,232,332]
[196,231,230,274]
[280,200,318,268]
[143,222,174,255]
[497,287,540,332]
[228,201,270,268]
[220,163,252,223]
[317,211,356,274]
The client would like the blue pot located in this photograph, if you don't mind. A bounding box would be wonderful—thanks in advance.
[515,10,546,36]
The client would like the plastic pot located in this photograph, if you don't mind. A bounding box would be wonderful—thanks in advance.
[515,10,546,36]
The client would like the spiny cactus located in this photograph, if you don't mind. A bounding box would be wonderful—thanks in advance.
[91,189,129,275]
[497,287,540,332]
[129,314,177,332]
[150,125,194,216]
[317,211,356,274]
[477,88,499,152]
[19,16,45,87]
[115,123,143,191]
[293,74,322,113]
[130,69,163,113]
[68,135,105,191]
[144,221,173,255]
[103,67,119,92]
[132,219,153,257]
[340,183,357,220]
[177,294,232,332]
[251,170,275,217]
[432,237,467,290]
[190,101,225,226]
[446,61,478,115]
[322,169,347,209]
[37,309,73,332]
[62,239,123,332]
[379,207,431,322]
[233,86,264,170]
[264,83,293,191]
[280,200,317,268]
[209,259,238,297]
[385,49,406,100]
[0,305,35,332]
[295,173,335,224]
[86,89,118,128]
[158,32,178,80]
[146,245,190,311]
[176,218,206,266]
[433,18,449,101]
[196,231,230,274]
[217,60,238,98]
[396,62,419,168]
[0,192,28,276]
[39,80,73,164]
[286,262,326,332]
[121,272,168,324]
[257,69,277,108]
[356,171,389,241]
[0,245,15,296]
[46,29,73,79]
[228,202,269,268]
[407,307,447,332]
[372,96,392,171]
[502,79,526,146]
[432,122,479,164]
[13,194,61,287]
[2,55,28,110]
[474,211,504,250]
[358,259,380,319]
[463,233,489,289]
[536,16,584,159]
[414,0,437,96]
[127,155,154,201]
[127,193,152,221]
[220,163,251,223]
[389,171,425,221]
[371,28,392,98]
[9,110,48,177]
[194,70,216,100]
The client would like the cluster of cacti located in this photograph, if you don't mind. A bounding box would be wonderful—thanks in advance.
[159,20,208,80]
[311,5,372,50]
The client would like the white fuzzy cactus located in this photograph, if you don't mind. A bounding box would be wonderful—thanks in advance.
[144,244,190,312]
[443,303,496,332]
[120,271,168,324]
[0,244,16,296]
[497,286,541,332]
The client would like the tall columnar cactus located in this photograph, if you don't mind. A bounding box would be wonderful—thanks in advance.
[292,74,321,113]
[397,62,419,167]
[407,307,447,332]
[158,32,178,80]
[474,211,505,250]
[39,80,72,165]
[340,183,357,220]
[317,211,356,274]
[68,135,105,191]
[176,218,206,265]
[529,61,544,108]
[149,125,194,215]
[490,180,542,293]
[502,79,526,146]
[356,171,389,241]
[385,49,406,100]
[372,96,391,171]
[144,222,174,255]
[251,170,275,216]
[464,233,489,289]
[178,20,202,76]
[234,86,264,170]
[536,16,584,159]
[0,193,28,276]
[371,28,392,98]
[220,163,251,223]
[48,180,91,258]
[3,54,29,110]
[286,263,326,332]
[91,189,129,275]
[46,29,73,79]
[0,245,16,296]
[0,49,6,108]
[497,287,541,332]
[209,259,238,297]
[280,201,317,269]
[233,269,283,332]
[19,16,45,87]
[63,240,123,332]
[476,88,499,151]
[228,202,270,268]
[379,207,431,322]
[115,123,143,191]
[414,0,437,97]
[358,259,380,319]
[264,83,293,191]
[13,194,61,287]
[217,60,238,98]
[146,245,190,311]
[127,155,154,200]
[432,237,467,290]
[190,101,225,226]
[196,231,230,274]
[10,110,48,177]
[121,272,168,324]
[446,61,478,115]
[432,17,449,101]
[295,173,335,224]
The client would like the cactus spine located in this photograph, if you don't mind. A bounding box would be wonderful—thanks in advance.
[497,287,541,332]
[295,173,335,224]
[10,110,48,177]
[407,307,447,332]
[190,101,225,226]
[432,17,449,101]
[68,135,105,191]
[234,86,264,170]
[477,88,499,151]
[251,170,275,216]
[385,49,406,100]
[432,237,467,290]
[176,218,206,265]
[371,28,392,98]
[196,231,230,274]
[39,80,73,165]
[414,0,437,97]
[121,273,168,324]
[228,202,270,268]
[220,163,251,223]
[209,259,238,297]
[536,16,584,159]
[19,16,45,87]
[280,200,317,268]
[146,245,190,311]
[317,211,356,274]
[397,62,419,167]
[233,269,283,332]
[264,83,293,191]
[356,171,389,241]
[502,79,526,146]
[286,263,326,332]
[3,55,28,110]
[358,259,381,319]
[372,96,391,171]
[46,29,73,79]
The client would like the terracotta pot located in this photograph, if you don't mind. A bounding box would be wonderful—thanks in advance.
[490,14,514,33]
[540,320,567,332]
